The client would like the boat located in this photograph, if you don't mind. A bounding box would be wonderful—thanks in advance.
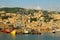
[55,29,60,32]
[23,30,28,34]
[52,29,60,33]
[10,30,16,40]
[2,29,11,33]
[10,30,16,37]
[52,30,56,33]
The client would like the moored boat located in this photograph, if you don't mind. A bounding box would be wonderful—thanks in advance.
[2,29,11,33]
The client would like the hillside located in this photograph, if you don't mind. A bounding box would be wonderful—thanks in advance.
[0,7,60,33]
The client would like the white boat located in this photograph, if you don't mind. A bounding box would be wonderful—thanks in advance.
[52,29,60,33]
[55,29,60,32]
[24,30,28,34]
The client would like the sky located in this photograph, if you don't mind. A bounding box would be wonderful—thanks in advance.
[0,0,60,11]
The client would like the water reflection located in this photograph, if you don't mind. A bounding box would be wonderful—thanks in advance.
[0,32,60,40]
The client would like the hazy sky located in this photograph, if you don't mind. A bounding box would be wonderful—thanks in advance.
[0,0,60,11]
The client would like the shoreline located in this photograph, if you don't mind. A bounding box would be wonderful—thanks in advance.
[0,29,60,35]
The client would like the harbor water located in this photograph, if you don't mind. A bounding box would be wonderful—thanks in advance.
[0,32,60,40]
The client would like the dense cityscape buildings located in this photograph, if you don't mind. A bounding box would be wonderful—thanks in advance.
[0,8,60,34]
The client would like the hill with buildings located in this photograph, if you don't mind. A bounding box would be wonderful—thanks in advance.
[0,7,60,33]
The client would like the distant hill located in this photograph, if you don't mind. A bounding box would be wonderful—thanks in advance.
[0,7,25,13]
[0,7,60,14]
